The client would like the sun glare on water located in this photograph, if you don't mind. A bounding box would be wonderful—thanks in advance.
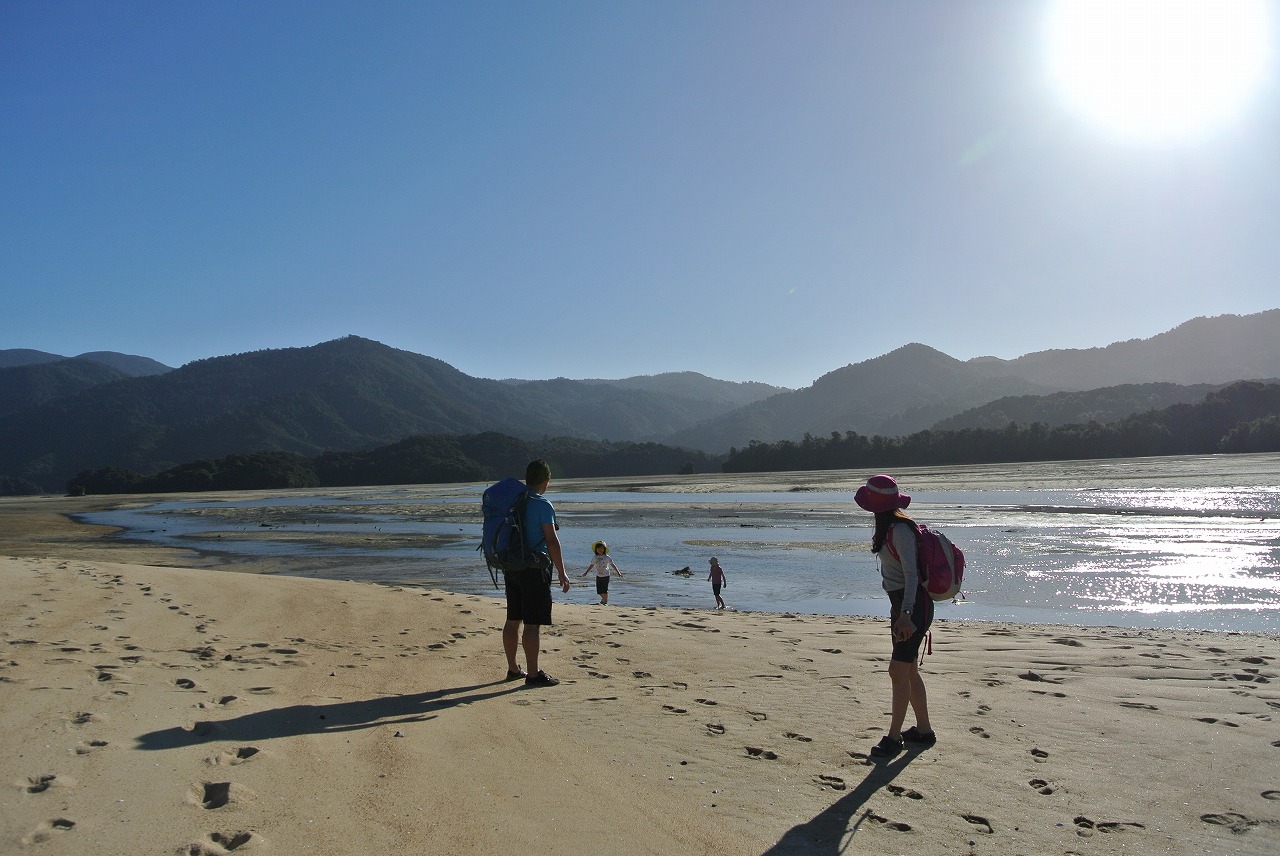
[1044,0,1274,144]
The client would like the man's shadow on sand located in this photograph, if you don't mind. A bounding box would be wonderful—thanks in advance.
[762,752,917,856]
[135,680,522,750]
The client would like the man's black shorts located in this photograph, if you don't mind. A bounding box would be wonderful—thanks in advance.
[505,567,553,625]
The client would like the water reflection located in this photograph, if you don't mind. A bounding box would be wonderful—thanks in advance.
[80,453,1280,633]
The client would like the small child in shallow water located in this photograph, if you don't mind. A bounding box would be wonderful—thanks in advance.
[581,540,623,604]
[707,557,727,609]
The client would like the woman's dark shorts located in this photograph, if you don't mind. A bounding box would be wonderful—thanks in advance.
[595,576,610,596]
[887,585,934,663]
[505,567,553,625]
[712,582,722,596]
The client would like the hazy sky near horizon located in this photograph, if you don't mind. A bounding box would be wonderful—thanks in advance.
[4,1,1279,389]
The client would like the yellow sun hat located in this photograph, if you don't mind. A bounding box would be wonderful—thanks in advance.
[592,540,609,554]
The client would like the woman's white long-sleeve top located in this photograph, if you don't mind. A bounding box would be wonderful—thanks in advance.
[877,522,921,596]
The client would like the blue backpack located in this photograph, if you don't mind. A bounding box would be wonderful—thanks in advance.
[479,478,547,587]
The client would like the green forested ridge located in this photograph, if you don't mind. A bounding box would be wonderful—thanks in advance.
[722,381,1280,472]
[4,313,1280,493]
[0,359,131,418]
[67,433,722,495]
[932,382,1231,431]
[58,382,1280,495]
[671,310,1280,452]
[0,337,765,491]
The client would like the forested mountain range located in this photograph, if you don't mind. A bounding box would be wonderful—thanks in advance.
[0,349,173,376]
[0,337,779,491]
[2,310,1278,492]
[669,310,1280,452]
[966,309,1280,388]
[932,382,1231,432]
[723,380,1280,472]
[0,359,133,418]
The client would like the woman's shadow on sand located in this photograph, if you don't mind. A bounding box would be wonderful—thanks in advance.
[134,680,521,750]
[762,752,917,856]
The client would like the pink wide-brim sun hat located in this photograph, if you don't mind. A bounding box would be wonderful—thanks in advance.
[854,474,911,513]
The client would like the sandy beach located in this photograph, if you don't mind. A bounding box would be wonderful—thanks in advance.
[2,494,1278,855]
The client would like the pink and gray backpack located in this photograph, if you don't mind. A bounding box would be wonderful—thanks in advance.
[886,522,966,602]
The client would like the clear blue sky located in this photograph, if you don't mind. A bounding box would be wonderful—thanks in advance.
[4,1,1278,389]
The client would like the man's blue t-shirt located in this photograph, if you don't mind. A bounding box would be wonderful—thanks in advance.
[523,491,555,557]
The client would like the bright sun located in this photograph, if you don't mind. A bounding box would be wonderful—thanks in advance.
[1044,0,1274,144]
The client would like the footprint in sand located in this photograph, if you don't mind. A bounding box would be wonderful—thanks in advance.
[694,698,717,706]
[1196,717,1240,728]
[189,782,255,810]
[184,830,262,853]
[1030,747,1049,760]
[207,747,262,766]
[783,731,812,742]
[886,784,923,800]
[962,814,993,834]
[20,818,75,845]
[745,747,779,760]
[661,705,688,715]
[1019,670,1063,684]
[1028,778,1055,795]
[74,740,109,755]
[816,774,847,791]
[1261,790,1280,800]
[1074,815,1145,835]
[705,723,726,735]
[1200,812,1259,833]
[176,678,199,689]
[969,726,991,739]
[1119,701,1159,710]
[866,811,911,832]
[26,774,75,794]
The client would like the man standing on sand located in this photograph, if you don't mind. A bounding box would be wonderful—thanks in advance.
[503,459,571,687]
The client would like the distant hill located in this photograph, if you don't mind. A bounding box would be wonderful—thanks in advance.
[0,349,65,369]
[74,351,173,377]
[4,309,1279,488]
[723,381,1280,472]
[669,310,1280,452]
[0,348,173,377]
[666,344,1054,452]
[0,359,131,418]
[581,372,787,408]
[967,310,1280,388]
[931,382,1228,431]
[0,337,761,490]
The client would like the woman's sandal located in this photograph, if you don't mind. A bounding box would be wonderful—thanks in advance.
[902,726,937,746]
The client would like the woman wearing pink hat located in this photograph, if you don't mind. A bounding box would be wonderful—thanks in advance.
[854,474,936,758]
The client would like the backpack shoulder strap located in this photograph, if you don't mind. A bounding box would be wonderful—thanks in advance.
[883,521,919,563]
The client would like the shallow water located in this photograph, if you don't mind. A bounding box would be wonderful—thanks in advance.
[82,453,1280,633]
